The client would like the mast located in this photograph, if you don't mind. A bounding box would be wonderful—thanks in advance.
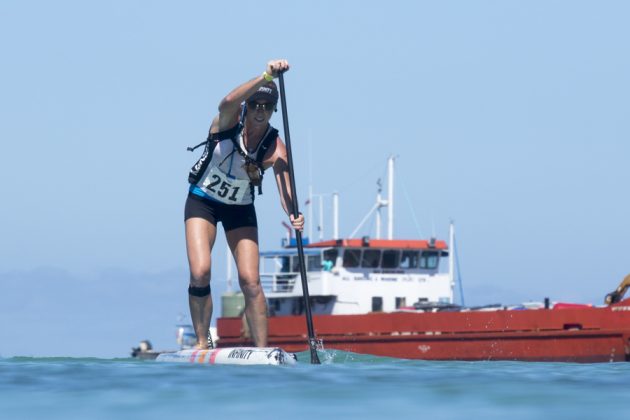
[350,156,395,239]
[319,195,324,240]
[333,192,339,239]
[308,185,313,241]
[449,221,455,297]
[387,155,395,240]
[307,133,313,242]
[376,180,383,239]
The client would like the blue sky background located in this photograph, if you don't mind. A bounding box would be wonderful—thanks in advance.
[1,0,628,357]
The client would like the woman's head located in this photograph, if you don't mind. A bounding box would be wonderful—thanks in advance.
[248,81,279,105]
[245,82,278,126]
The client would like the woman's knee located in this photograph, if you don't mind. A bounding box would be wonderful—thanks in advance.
[189,263,211,286]
[239,272,262,297]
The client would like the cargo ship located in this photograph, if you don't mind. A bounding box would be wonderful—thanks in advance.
[216,157,630,363]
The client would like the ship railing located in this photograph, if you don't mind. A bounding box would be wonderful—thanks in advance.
[260,273,298,293]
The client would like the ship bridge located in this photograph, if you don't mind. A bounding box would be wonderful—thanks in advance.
[260,237,453,316]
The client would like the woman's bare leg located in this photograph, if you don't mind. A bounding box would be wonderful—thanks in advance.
[185,217,217,349]
[226,226,267,347]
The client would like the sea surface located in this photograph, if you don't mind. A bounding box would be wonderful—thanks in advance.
[1,350,629,420]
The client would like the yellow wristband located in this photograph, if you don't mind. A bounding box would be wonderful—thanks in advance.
[262,71,274,82]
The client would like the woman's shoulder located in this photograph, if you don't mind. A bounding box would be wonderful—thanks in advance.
[262,135,287,170]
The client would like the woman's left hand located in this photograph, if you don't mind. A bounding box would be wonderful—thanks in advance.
[290,213,304,232]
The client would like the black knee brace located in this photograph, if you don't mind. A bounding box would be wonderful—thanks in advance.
[188,285,211,297]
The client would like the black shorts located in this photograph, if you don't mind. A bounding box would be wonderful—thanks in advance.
[184,193,258,231]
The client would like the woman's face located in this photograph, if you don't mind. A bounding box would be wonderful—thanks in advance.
[246,101,274,127]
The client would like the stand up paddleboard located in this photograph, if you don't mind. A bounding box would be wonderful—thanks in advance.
[155,347,297,366]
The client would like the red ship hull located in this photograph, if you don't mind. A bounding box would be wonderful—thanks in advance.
[217,299,630,363]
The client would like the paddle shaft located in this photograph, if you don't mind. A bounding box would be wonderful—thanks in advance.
[277,72,321,364]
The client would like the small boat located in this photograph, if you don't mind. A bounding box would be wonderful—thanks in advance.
[130,340,162,360]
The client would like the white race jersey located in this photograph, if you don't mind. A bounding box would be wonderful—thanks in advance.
[191,126,274,205]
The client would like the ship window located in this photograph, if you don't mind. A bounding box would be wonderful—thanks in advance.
[307,255,321,272]
[342,249,361,268]
[323,249,338,270]
[395,297,406,309]
[361,249,381,268]
[291,256,301,272]
[372,297,383,312]
[324,249,338,262]
[420,251,439,269]
[381,250,400,268]
[271,299,281,312]
[400,251,419,268]
[279,256,291,273]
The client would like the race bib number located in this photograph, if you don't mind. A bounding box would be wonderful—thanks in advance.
[200,167,250,204]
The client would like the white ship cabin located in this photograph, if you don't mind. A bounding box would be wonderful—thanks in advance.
[260,237,453,316]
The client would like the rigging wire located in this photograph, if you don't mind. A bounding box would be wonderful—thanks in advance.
[399,175,424,238]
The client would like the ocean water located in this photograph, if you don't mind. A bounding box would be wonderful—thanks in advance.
[1,351,629,420]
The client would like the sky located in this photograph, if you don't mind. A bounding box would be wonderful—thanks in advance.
[1,0,629,358]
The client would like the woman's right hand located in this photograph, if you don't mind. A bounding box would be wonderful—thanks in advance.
[266,59,290,78]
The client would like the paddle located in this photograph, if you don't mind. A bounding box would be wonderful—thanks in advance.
[277,71,321,364]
